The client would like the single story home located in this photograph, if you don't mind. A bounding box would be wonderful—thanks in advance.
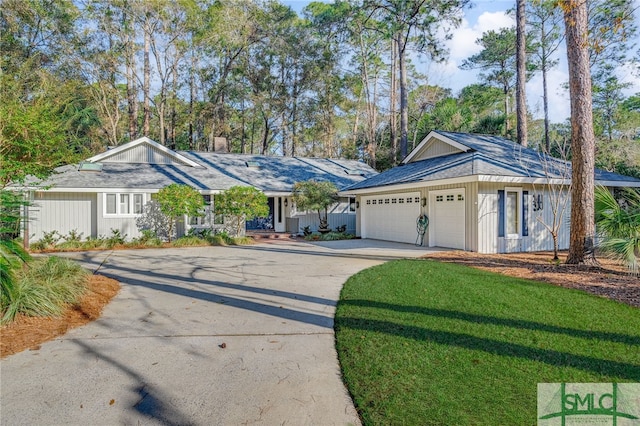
[19,137,377,243]
[341,130,640,253]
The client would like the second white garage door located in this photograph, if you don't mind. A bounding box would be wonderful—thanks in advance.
[361,192,421,244]
[429,188,466,250]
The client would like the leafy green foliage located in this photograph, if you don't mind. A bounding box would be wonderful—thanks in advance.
[215,186,269,237]
[292,180,339,227]
[156,184,205,242]
[595,186,640,273]
[336,259,640,424]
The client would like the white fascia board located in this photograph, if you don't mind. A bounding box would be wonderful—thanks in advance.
[263,191,292,197]
[86,137,204,168]
[596,180,640,187]
[402,130,471,164]
[339,175,480,196]
[32,187,226,194]
[340,174,640,197]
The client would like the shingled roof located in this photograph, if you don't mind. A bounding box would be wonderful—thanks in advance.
[345,131,640,191]
[24,137,377,193]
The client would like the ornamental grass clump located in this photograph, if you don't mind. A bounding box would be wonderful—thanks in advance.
[1,256,89,324]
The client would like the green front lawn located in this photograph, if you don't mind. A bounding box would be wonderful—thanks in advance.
[335,259,640,425]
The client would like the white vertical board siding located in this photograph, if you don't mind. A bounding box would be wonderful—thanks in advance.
[96,193,143,240]
[29,193,96,242]
[102,144,188,165]
[477,185,500,253]
[478,183,571,254]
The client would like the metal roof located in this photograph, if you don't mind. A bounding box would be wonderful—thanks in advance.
[345,131,640,191]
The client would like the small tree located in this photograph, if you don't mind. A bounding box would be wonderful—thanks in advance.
[215,186,269,237]
[292,180,339,231]
[155,184,205,242]
[528,140,573,260]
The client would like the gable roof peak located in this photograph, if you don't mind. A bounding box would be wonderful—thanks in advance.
[86,137,204,168]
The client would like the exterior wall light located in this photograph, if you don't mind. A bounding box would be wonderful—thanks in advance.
[284,198,288,207]
[421,197,427,207]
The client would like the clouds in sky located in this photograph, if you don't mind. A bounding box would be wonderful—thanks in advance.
[431,10,574,122]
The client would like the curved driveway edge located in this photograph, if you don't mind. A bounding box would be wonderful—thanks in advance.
[1,240,434,425]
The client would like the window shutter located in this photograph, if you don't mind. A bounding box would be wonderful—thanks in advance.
[498,190,505,237]
[522,191,529,237]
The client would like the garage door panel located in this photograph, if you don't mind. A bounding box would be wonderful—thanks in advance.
[430,189,465,250]
[362,193,420,244]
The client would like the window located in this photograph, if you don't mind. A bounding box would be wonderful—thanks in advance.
[104,193,146,216]
[499,187,526,239]
[106,194,117,214]
[133,194,144,214]
[436,195,444,202]
[446,194,454,201]
[119,194,130,214]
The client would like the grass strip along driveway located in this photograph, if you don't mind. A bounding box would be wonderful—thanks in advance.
[335,259,640,425]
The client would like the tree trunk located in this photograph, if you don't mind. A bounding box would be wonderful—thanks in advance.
[143,10,151,137]
[189,49,196,149]
[515,0,528,147]
[389,36,398,164]
[542,56,550,152]
[124,2,137,141]
[563,0,596,264]
[398,35,409,160]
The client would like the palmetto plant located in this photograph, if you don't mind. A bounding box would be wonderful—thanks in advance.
[1,191,31,318]
[595,186,640,274]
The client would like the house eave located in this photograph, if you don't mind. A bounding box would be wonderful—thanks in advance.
[340,174,640,196]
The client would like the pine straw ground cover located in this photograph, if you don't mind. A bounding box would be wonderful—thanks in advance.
[1,275,119,358]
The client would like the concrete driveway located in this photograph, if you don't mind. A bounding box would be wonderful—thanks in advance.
[1,239,434,425]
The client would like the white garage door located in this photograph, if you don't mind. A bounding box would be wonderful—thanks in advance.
[361,192,421,244]
[429,188,465,250]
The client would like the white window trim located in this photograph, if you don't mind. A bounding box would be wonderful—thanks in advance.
[103,193,147,217]
[504,187,522,239]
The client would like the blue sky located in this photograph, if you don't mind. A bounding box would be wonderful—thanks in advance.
[284,0,640,123]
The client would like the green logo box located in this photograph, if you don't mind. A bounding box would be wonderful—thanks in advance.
[538,383,640,425]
